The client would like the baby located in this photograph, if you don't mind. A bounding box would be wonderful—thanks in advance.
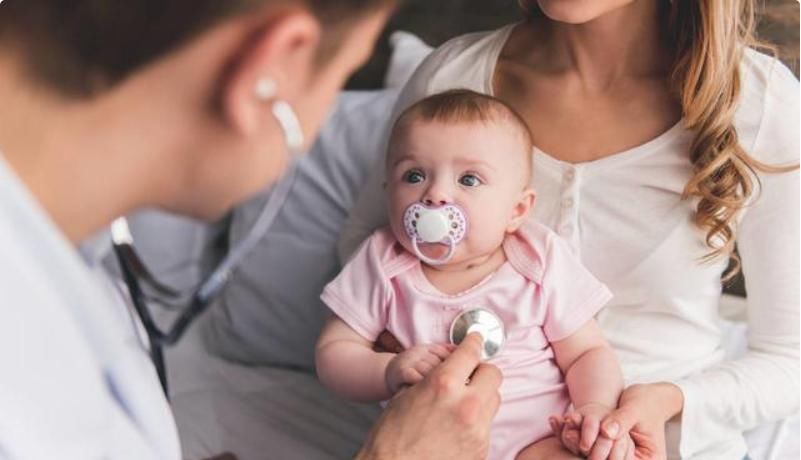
[316,89,624,460]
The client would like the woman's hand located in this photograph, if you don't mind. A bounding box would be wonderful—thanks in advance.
[550,383,682,460]
[550,402,635,460]
[357,333,503,460]
[599,383,683,460]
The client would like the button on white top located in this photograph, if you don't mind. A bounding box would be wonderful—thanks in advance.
[563,198,574,209]
[564,169,575,182]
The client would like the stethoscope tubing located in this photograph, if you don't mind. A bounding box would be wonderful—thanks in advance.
[112,163,300,397]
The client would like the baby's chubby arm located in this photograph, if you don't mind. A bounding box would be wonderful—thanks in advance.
[552,319,622,413]
[315,315,396,402]
[550,320,625,457]
[316,315,455,402]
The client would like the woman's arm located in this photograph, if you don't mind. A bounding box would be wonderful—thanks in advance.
[667,62,800,456]
[316,316,395,402]
[601,61,800,459]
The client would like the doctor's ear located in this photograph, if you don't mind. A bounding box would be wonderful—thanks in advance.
[222,9,321,135]
[506,188,536,233]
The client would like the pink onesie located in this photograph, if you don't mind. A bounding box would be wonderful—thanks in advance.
[321,221,612,460]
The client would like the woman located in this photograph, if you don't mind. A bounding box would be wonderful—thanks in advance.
[0,1,502,459]
[340,0,799,458]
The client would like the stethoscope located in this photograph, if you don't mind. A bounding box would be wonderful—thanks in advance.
[449,308,505,360]
[111,95,304,397]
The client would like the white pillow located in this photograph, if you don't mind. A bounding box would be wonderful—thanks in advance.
[203,89,399,370]
[384,31,434,89]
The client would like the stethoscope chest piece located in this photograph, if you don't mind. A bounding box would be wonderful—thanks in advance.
[449,307,505,360]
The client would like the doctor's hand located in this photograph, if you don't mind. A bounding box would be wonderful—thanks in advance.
[357,333,502,460]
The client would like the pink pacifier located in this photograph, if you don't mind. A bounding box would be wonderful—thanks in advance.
[403,203,468,265]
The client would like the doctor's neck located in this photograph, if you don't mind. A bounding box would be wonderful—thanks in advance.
[0,52,183,244]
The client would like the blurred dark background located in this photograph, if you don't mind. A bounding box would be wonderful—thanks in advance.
[348,0,799,89]
[347,0,800,297]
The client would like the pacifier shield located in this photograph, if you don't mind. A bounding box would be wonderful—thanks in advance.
[416,210,450,242]
[403,203,467,244]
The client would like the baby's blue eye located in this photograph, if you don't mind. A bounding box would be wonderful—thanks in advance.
[403,170,425,184]
[459,174,481,187]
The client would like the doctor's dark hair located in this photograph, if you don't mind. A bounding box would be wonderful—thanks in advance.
[0,0,394,98]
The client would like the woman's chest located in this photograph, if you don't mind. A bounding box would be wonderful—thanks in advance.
[529,151,729,300]
[493,66,682,163]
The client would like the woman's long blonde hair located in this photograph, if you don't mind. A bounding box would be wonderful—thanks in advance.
[521,0,797,280]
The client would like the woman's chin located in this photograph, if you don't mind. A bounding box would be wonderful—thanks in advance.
[537,0,627,25]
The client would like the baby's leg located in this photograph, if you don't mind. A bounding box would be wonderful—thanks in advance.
[515,436,583,460]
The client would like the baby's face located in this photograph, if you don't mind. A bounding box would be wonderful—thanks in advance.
[386,119,533,266]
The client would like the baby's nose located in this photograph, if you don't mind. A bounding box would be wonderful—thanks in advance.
[423,197,448,206]
[422,186,451,206]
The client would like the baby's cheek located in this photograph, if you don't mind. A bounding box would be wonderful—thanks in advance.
[465,220,507,254]
[388,218,409,246]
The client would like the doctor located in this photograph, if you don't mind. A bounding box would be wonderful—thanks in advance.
[0,1,502,459]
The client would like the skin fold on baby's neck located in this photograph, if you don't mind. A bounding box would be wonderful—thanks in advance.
[420,244,507,296]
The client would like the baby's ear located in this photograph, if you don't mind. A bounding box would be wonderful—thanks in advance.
[506,188,536,233]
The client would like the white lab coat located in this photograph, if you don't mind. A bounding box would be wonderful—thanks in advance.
[0,154,180,459]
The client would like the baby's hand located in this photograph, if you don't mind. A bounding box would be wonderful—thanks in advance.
[550,402,623,459]
[385,343,455,394]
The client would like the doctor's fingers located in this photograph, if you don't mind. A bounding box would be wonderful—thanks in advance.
[464,363,503,423]
[434,332,485,383]
[466,362,502,392]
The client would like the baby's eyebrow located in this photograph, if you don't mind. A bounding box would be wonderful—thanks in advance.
[455,157,496,172]
[390,155,418,168]
[389,154,498,172]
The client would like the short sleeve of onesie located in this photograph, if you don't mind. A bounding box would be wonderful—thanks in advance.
[540,232,613,342]
[321,230,393,342]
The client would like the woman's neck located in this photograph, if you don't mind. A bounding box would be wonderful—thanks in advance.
[518,1,670,89]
